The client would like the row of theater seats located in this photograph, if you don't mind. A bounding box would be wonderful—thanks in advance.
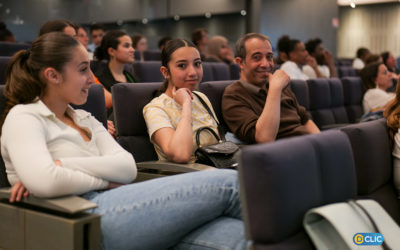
[90,60,240,82]
[1,80,398,248]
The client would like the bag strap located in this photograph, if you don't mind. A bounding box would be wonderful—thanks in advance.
[195,126,222,147]
[192,91,226,140]
[348,200,391,250]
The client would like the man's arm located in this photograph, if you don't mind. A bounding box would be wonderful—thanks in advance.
[255,70,290,143]
[304,120,320,134]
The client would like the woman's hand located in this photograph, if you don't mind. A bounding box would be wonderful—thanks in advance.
[10,181,29,203]
[172,86,193,106]
[107,120,116,138]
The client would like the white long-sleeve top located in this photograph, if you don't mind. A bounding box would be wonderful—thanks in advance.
[1,100,137,198]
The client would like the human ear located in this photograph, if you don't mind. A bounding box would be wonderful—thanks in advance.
[160,66,169,79]
[235,57,244,70]
[43,67,61,85]
[107,47,116,58]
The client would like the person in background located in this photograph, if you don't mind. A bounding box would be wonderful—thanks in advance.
[2,32,246,250]
[280,38,323,80]
[143,39,220,164]
[275,35,290,65]
[382,51,399,80]
[39,19,77,37]
[88,23,105,53]
[158,36,172,51]
[76,26,93,60]
[132,33,148,61]
[0,21,16,42]
[205,35,235,65]
[360,62,394,119]
[304,38,337,78]
[365,53,382,66]
[352,47,370,70]
[191,28,209,60]
[94,30,136,92]
[222,33,320,144]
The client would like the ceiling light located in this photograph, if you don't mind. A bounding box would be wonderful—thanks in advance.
[240,10,247,16]
[350,2,356,8]
[173,15,180,21]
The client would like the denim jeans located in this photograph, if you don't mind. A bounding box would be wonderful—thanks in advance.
[82,169,247,250]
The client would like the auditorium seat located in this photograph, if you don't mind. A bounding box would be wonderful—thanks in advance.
[341,76,364,123]
[0,42,30,57]
[0,56,10,85]
[132,61,163,82]
[229,63,240,80]
[143,50,161,61]
[338,66,358,78]
[289,79,311,118]
[0,85,101,249]
[210,62,230,80]
[307,78,349,129]
[340,119,400,224]
[201,62,214,82]
[71,84,108,128]
[199,80,233,132]
[239,130,357,249]
[112,82,214,179]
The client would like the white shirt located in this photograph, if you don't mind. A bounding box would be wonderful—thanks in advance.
[280,61,309,80]
[1,100,137,198]
[362,87,395,114]
[352,58,365,70]
[302,64,330,78]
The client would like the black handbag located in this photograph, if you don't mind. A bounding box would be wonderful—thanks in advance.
[192,92,240,169]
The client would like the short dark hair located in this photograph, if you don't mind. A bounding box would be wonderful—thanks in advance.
[381,51,390,65]
[39,19,77,36]
[158,36,172,49]
[235,33,271,59]
[90,23,105,34]
[191,28,207,46]
[305,38,322,54]
[356,47,369,59]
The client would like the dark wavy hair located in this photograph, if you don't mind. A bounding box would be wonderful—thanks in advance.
[94,30,127,61]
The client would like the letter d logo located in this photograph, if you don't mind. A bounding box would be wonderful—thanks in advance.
[353,234,364,245]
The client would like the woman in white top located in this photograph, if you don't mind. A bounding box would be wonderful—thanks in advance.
[360,62,395,115]
[1,32,246,249]
[143,39,220,163]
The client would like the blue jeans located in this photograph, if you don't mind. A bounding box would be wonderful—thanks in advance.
[82,169,247,250]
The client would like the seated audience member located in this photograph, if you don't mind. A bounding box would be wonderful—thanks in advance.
[280,38,323,80]
[38,19,114,135]
[132,33,148,61]
[360,62,394,118]
[191,28,209,60]
[76,26,93,60]
[39,19,77,37]
[94,30,136,92]
[88,23,105,52]
[382,51,399,80]
[352,47,370,70]
[158,36,172,50]
[205,35,235,65]
[384,80,400,195]
[304,38,337,78]
[365,53,382,65]
[143,39,220,163]
[222,33,320,144]
[1,32,246,250]
[275,35,290,65]
[0,22,16,42]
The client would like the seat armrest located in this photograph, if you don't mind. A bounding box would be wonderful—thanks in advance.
[0,188,97,214]
[137,161,216,173]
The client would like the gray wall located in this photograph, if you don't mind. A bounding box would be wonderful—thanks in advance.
[0,0,245,42]
[260,0,338,55]
[338,3,400,58]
